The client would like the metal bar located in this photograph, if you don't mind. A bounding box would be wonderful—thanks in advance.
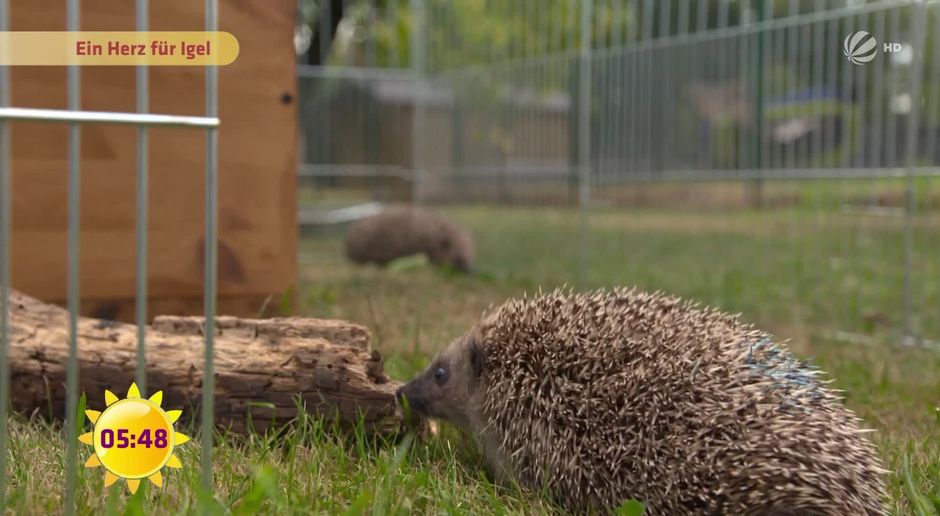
[840,13,855,168]
[903,1,928,344]
[577,0,593,287]
[641,0,652,176]
[658,0,672,173]
[612,0,625,180]
[547,0,557,54]
[410,0,427,204]
[694,0,706,171]
[297,163,413,181]
[737,3,751,171]
[388,0,400,68]
[0,0,10,508]
[812,0,826,166]
[597,0,611,185]
[521,0,529,59]
[0,107,218,127]
[675,0,690,172]
[722,0,736,169]
[319,0,331,65]
[425,0,436,71]
[771,14,784,170]
[366,0,377,69]
[867,6,888,337]
[924,2,940,168]
[626,0,638,175]
[63,0,81,513]
[784,0,798,169]
[596,166,930,183]
[795,7,808,168]
[135,0,149,395]
[823,11,837,168]
[677,0,689,38]
[202,0,219,493]
[854,11,869,169]
[885,8,900,167]
[759,0,771,174]
[450,165,934,183]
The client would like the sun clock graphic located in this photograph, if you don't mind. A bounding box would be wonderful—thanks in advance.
[79,383,190,493]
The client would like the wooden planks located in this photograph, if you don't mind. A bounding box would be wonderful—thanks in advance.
[7,0,298,318]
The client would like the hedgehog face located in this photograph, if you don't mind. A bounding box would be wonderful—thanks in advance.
[426,230,475,273]
[425,236,455,268]
[448,231,476,273]
[396,332,485,430]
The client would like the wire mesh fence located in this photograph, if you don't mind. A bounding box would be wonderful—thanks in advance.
[298,0,940,347]
[0,0,220,512]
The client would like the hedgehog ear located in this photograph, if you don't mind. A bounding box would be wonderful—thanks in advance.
[469,339,485,380]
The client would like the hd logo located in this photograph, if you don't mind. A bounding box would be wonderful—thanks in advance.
[843,31,877,65]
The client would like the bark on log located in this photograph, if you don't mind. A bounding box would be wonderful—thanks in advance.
[5,288,405,434]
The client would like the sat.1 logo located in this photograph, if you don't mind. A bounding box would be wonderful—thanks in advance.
[843,30,904,66]
[79,383,190,493]
[843,31,877,65]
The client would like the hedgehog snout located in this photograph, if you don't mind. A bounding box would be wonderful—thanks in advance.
[395,382,429,421]
[451,256,474,274]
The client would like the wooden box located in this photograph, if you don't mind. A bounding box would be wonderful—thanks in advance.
[7,0,298,320]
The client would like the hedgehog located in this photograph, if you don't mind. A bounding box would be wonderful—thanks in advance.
[344,204,475,273]
[396,287,887,515]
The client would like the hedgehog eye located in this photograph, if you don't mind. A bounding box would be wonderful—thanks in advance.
[433,366,448,385]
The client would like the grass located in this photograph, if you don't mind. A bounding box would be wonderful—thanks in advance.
[5,197,940,514]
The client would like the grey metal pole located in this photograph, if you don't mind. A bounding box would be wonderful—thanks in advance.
[641,0,652,176]
[63,0,81,513]
[577,0,593,287]
[785,0,798,169]
[657,0,672,173]
[202,0,219,492]
[627,0,638,175]
[885,8,900,167]
[410,0,427,205]
[612,0,626,180]
[135,0,149,395]
[902,1,927,345]
[0,107,217,126]
[0,0,10,508]
[388,0,400,68]
[924,2,940,171]
[812,0,827,165]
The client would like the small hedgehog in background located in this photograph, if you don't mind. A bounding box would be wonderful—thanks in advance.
[344,204,475,273]
[397,288,887,515]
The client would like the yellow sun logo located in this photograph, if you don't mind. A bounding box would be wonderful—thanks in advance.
[79,383,189,494]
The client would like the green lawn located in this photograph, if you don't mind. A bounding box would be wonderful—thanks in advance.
[5,201,940,514]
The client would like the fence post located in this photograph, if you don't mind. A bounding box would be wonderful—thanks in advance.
[576,0,593,288]
[202,0,220,493]
[410,0,427,205]
[749,0,766,208]
[902,1,927,346]
[63,1,82,513]
[0,0,10,508]
[135,0,149,396]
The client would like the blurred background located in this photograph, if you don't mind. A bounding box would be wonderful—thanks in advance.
[295,0,940,351]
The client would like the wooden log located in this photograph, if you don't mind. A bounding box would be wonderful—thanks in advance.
[5,288,404,434]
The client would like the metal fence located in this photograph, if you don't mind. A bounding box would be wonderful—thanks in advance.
[298,0,940,347]
[0,0,220,512]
